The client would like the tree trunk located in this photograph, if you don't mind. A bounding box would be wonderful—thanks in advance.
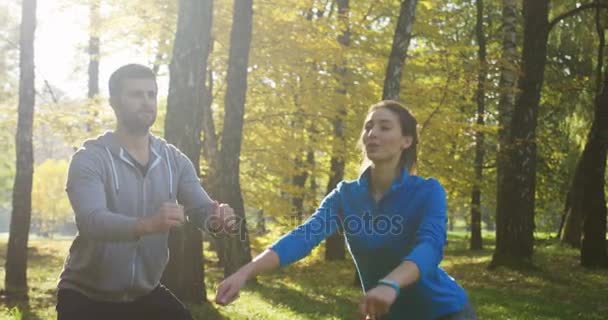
[200,51,222,261]
[255,209,266,234]
[162,0,213,303]
[87,0,100,99]
[470,0,486,251]
[201,61,219,197]
[292,153,311,224]
[578,4,608,268]
[482,210,494,231]
[5,0,36,298]
[382,0,418,101]
[495,0,518,252]
[555,3,608,248]
[492,0,549,268]
[291,90,312,224]
[216,0,254,278]
[579,87,608,267]
[560,189,583,247]
[324,0,349,262]
[325,156,347,261]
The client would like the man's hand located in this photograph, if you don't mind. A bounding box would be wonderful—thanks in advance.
[134,202,185,236]
[207,202,237,234]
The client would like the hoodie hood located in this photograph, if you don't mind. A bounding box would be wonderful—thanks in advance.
[83,131,175,198]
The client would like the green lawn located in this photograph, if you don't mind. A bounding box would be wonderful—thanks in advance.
[1,232,607,319]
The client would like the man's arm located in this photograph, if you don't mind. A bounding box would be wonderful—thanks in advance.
[174,149,218,231]
[67,151,139,241]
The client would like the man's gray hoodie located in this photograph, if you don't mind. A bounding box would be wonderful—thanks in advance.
[58,132,215,302]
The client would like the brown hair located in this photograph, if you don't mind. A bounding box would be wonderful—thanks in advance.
[359,100,418,173]
[108,64,156,99]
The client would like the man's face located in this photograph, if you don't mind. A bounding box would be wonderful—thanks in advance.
[111,78,158,134]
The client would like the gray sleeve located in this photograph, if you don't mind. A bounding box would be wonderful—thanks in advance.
[66,150,138,241]
[175,151,216,231]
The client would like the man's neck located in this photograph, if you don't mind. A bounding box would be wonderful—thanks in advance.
[114,126,150,157]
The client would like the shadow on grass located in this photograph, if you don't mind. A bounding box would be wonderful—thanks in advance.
[0,242,67,266]
[445,249,608,320]
[469,286,600,320]
[188,300,230,320]
[1,242,67,320]
[0,295,45,320]
[27,246,67,268]
[247,280,358,319]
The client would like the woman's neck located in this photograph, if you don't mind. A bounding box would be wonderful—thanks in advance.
[369,160,402,200]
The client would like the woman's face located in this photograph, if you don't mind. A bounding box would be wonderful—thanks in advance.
[361,108,412,165]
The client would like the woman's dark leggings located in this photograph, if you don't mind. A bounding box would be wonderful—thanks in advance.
[56,285,193,320]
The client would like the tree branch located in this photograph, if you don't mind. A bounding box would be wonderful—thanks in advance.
[44,80,59,104]
[549,2,608,31]
[420,73,453,135]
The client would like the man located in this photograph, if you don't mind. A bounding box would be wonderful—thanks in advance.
[56,64,234,320]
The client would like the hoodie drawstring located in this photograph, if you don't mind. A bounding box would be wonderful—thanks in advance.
[104,142,173,199]
[105,147,120,193]
[164,147,173,199]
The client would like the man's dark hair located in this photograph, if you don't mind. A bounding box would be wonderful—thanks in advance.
[108,64,156,98]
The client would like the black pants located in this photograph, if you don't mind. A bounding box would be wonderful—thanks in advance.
[56,285,193,320]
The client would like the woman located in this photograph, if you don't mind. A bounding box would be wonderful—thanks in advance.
[215,100,476,320]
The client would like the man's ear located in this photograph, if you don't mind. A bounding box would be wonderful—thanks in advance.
[402,136,413,150]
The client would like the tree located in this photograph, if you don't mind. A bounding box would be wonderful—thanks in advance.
[383,0,418,101]
[573,2,608,268]
[325,0,350,262]
[494,0,518,247]
[492,0,550,268]
[162,0,213,302]
[469,0,487,250]
[555,1,608,247]
[216,0,254,277]
[88,0,100,98]
[5,0,37,297]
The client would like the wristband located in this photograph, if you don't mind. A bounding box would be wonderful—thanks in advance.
[377,279,401,295]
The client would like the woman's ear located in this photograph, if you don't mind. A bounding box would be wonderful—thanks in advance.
[402,136,413,150]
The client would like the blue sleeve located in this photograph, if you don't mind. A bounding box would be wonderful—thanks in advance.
[403,178,447,277]
[270,184,342,267]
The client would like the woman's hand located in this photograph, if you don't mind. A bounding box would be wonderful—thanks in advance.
[215,267,251,305]
[359,285,399,320]
[215,249,281,306]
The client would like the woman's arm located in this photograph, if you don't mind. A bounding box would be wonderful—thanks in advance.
[215,184,343,305]
[380,260,420,288]
[268,186,342,266]
[215,248,280,305]
[357,260,420,320]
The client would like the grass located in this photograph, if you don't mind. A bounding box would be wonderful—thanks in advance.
[1,232,607,319]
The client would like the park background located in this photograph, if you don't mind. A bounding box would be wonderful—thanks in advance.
[0,0,607,319]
